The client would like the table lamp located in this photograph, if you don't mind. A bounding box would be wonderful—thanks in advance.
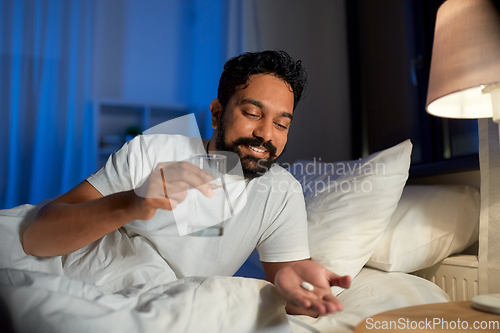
[426,0,500,314]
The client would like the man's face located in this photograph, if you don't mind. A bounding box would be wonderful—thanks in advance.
[212,74,294,179]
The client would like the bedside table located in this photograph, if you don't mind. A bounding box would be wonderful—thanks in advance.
[354,301,500,332]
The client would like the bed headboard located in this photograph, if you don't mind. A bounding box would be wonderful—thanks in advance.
[408,169,480,189]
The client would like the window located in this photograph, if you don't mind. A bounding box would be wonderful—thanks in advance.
[346,0,479,177]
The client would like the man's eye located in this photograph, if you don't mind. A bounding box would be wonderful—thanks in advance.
[244,111,259,118]
[276,123,288,130]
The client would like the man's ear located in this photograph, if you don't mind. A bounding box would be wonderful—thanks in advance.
[210,99,222,129]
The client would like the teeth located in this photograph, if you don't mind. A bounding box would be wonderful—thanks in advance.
[249,146,266,153]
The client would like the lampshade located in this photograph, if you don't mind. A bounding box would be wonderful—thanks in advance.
[426,0,500,120]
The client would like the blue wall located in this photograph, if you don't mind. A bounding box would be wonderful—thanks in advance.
[1,0,227,208]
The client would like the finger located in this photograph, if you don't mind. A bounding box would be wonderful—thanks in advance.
[326,271,351,289]
[191,182,215,198]
[292,298,311,309]
[324,301,337,314]
[145,162,213,198]
[136,169,181,199]
[338,275,351,289]
[168,185,189,203]
[311,301,326,315]
[162,163,215,197]
[165,181,189,196]
[146,179,190,203]
[323,293,343,313]
[165,179,213,202]
[159,168,168,197]
[163,162,213,185]
[316,301,338,315]
[287,291,314,309]
[303,299,312,308]
[157,160,210,177]
[209,183,221,190]
[297,292,335,314]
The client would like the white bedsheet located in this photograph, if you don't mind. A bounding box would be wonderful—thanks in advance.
[0,204,450,333]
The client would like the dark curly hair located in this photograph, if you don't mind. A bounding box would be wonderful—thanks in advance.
[217,50,307,111]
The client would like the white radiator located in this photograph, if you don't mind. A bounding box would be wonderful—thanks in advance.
[413,255,479,301]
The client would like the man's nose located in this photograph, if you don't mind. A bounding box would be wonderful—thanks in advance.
[253,120,273,142]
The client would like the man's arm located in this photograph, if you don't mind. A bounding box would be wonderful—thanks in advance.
[23,161,215,257]
[23,181,148,257]
[263,260,351,317]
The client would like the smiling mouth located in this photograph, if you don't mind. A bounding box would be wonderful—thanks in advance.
[248,145,267,154]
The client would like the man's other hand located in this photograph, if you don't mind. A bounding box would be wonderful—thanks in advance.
[273,260,351,317]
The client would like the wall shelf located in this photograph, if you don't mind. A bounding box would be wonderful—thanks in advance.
[94,99,201,168]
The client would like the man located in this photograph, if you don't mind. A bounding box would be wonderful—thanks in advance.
[22,50,350,317]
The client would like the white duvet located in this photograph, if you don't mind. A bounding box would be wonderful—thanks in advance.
[0,269,288,333]
[0,205,449,333]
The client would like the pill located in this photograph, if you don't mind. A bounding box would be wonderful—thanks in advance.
[301,281,314,291]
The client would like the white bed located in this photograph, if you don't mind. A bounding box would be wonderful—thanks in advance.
[0,265,449,333]
[0,140,479,332]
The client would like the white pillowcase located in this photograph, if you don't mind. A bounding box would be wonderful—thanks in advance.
[290,140,412,295]
[366,185,480,273]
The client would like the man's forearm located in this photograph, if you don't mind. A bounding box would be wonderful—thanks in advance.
[22,190,138,257]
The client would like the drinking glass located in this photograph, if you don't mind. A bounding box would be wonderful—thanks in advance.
[187,154,227,236]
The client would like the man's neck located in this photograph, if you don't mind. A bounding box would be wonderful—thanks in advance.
[207,134,217,153]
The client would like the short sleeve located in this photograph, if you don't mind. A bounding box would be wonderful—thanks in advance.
[256,176,310,263]
[86,141,134,196]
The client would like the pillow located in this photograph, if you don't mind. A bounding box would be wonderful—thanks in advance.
[366,185,480,273]
[290,140,412,295]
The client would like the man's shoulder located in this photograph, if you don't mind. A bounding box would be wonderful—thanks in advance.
[128,134,205,160]
[138,134,202,147]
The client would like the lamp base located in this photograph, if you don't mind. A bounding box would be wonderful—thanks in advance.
[472,294,500,314]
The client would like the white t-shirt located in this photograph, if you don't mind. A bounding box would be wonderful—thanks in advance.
[86,134,310,279]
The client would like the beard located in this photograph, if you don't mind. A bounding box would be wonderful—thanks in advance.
[215,113,279,180]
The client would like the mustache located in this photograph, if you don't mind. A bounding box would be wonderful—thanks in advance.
[232,137,277,157]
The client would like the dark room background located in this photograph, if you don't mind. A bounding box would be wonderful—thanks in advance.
[0,0,479,209]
